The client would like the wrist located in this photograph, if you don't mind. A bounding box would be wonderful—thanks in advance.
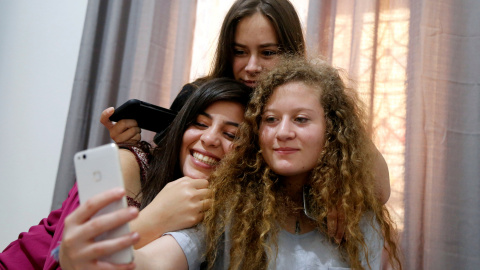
[131,208,167,249]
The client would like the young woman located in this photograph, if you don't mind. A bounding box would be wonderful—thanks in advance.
[101,0,390,242]
[133,57,402,270]
[0,78,251,270]
[101,0,305,145]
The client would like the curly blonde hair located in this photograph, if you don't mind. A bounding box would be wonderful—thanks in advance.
[204,57,401,270]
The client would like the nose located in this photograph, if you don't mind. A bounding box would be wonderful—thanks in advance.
[245,55,262,74]
[201,127,221,147]
[276,118,295,141]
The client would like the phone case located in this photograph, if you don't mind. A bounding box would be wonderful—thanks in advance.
[109,99,177,133]
[74,143,134,264]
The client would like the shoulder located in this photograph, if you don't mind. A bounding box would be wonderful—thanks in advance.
[165,226,206,269]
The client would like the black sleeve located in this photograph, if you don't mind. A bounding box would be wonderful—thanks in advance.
[153,83,199,145]
[169,83,198,112]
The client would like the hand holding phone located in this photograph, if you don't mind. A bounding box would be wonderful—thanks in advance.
[74,143,135,264]
[59,187,139,269]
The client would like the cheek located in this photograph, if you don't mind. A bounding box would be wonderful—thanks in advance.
[232,58,245,80]
[221,140,235,156]
[179,132,190,166]
[263,57,280,71]
[258,127,271,150]
[306,130,326,156]
[181,128,197,156]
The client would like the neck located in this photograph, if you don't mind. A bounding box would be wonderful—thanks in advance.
[282,173,309,199]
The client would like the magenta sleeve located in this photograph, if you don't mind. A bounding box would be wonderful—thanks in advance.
[0,184,80,270]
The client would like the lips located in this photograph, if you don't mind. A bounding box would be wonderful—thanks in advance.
[192,151,220,166]
[274,147,299,154]
[242,79,257,88]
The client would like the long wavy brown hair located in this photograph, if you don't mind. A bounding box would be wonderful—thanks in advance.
[202,0,305,81]
[204,57,402,269]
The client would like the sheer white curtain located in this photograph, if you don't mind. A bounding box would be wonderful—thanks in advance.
[307,0,480,268]
[403,0,480,268]
[307,0,408,233]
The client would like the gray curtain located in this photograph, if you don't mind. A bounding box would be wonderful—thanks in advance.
[51,0,196,210]
[403,0,480,268]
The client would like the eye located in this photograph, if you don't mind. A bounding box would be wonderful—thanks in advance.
[233,48,246,56]
[263,115,277,123]
[294,117,309,124]
[224,132,236,140]
[193,121,208,128]
[262,50,278,57]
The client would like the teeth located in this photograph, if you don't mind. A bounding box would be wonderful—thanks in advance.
[193,152,219,166]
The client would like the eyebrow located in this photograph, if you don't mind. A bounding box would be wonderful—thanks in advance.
[233,43,279,48]
[262,107,319,114]
[199,112,240,127]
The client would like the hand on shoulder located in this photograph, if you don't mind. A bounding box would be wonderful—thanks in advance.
[100,107,142,144]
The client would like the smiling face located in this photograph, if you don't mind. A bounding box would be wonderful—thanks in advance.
[180,101,245,179]
[259,81,326,183]
[233,12,280,88]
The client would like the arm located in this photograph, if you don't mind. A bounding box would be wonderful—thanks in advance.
[0,184,80,270]
[119,149,212,249]
[130,178,211,249]
[134,236,188,270]
[100,107,141,144]
[372,144,390,205]
[0,207,60,269]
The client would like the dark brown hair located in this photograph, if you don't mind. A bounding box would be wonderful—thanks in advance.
[140,78,251,208]
[203,0,306,81]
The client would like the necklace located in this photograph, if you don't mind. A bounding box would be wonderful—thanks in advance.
[295,218,301,234]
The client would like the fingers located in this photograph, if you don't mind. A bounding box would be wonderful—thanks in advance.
[201,198,212,212]
[327,203,345,244]
[70,188,126,224]
[100,107,115,129]
[80,231,139,262]
[110,119,141,144]
[196,187,212,199]
[182,177,209,189]
[327,207,337,239]
[100,107,142,144]
[80,207,139,241]
[334,210,345,244]
[95,261,136,270]
[96,261,135,270]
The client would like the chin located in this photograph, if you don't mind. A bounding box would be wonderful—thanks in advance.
[185,171,209,180]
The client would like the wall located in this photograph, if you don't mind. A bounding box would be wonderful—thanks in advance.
[0,1,88,249]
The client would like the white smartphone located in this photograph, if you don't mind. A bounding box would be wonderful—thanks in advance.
[74,143,134,264]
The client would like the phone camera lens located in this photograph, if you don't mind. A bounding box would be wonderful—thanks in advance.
[83,154,86,159]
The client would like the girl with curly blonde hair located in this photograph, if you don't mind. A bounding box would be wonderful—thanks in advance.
[201,57,402,269]
[133,57,401,269]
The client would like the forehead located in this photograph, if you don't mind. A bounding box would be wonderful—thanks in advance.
[203,100,245,121]
[235,12,278,43]
[265,81,322,109]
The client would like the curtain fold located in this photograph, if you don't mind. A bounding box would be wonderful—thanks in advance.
[51,0,196,210]
[307,0,480,267]
[403,0,480,268]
